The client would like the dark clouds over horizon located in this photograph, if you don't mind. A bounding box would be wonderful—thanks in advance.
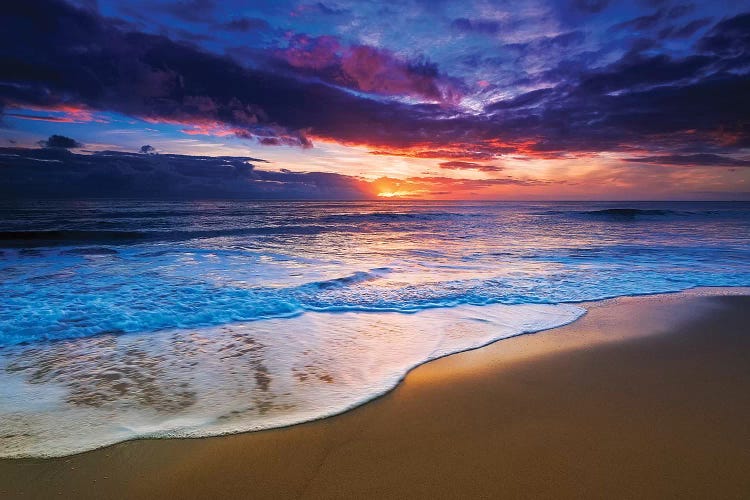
[0,0,749,199]
[0,146,374,199]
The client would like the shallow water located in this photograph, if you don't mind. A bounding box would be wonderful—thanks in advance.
[1,200,748,456]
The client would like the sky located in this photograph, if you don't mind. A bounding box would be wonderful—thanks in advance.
[1,0,749,200]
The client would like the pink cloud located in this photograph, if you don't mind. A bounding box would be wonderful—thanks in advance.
[142,116,312,148]
[279,34,341,70]
[5,103,105,123]
[277,35,462,104]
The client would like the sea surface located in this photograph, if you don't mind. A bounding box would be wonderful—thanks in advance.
[1,200,749,457]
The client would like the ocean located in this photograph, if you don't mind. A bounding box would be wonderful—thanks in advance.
[1,200,749,457]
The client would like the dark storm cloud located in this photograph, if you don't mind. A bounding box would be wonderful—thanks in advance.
[485,88,558,113]
[658,18,712,39]
[0,1,344,147]
[571,0,610,13]
[38,134,82,149]
[218,17,271,32]
[624,154,750,167]
[609,5,693,33]
[513,71,750,154]
[66,0,98,10]
[481,11,750,156]
[0,147,372,199]
[609,12,663,32]
[1,0,749,161]
[577,54,713,93]
[0,1,463,148]
[451,18,500,35]
[501,31,587,56]
[157,0,217,23]
[295,2,351,16]
[698,12,750,56]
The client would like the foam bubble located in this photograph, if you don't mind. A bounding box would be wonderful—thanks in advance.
[0,303,583,458]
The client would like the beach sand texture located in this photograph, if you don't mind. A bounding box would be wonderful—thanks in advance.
[1,290,748,499]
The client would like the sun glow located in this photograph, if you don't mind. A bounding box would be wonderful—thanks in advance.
[377,190,417,198]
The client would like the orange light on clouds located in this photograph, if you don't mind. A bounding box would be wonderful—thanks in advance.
[5,103,105,123]
[13,105,740,201]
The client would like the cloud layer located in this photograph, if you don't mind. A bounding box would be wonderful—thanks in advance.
[0,0,748,199]
[0,147,372,199]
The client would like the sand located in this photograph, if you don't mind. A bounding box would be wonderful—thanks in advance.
[1,289,749,499]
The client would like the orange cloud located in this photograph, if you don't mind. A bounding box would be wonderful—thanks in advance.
[5,103,104,123]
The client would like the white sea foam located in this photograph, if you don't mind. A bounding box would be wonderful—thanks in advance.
[0,303,583,458]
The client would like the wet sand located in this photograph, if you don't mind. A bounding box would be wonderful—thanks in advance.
[1,290,749,499]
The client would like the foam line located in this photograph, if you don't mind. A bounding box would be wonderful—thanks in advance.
[0,303,584,458]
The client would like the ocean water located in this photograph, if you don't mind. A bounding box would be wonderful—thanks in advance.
[1,200,749,457]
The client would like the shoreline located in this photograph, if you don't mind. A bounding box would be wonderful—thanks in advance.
[1,286,742,460]
[1,287,749,498]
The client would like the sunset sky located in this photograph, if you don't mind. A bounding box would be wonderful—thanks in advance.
[1,0,749,200]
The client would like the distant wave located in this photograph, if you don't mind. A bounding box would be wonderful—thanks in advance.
[582,208,679,217]
[305,268,391,290]
[60,247,119,256]
[0,212,486,248]
[317,211,482,223]
[0,267,397,347]
[581,208,695,218]
[1,200,748,346]
[0,230,147,247]
[543,208,701,220]
[0,226,334,247]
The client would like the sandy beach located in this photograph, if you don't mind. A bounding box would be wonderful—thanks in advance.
[4,1,750,497]
[1,289,749,499]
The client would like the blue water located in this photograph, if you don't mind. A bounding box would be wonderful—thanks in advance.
[1,200,749,457]
[1,200,749,347]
